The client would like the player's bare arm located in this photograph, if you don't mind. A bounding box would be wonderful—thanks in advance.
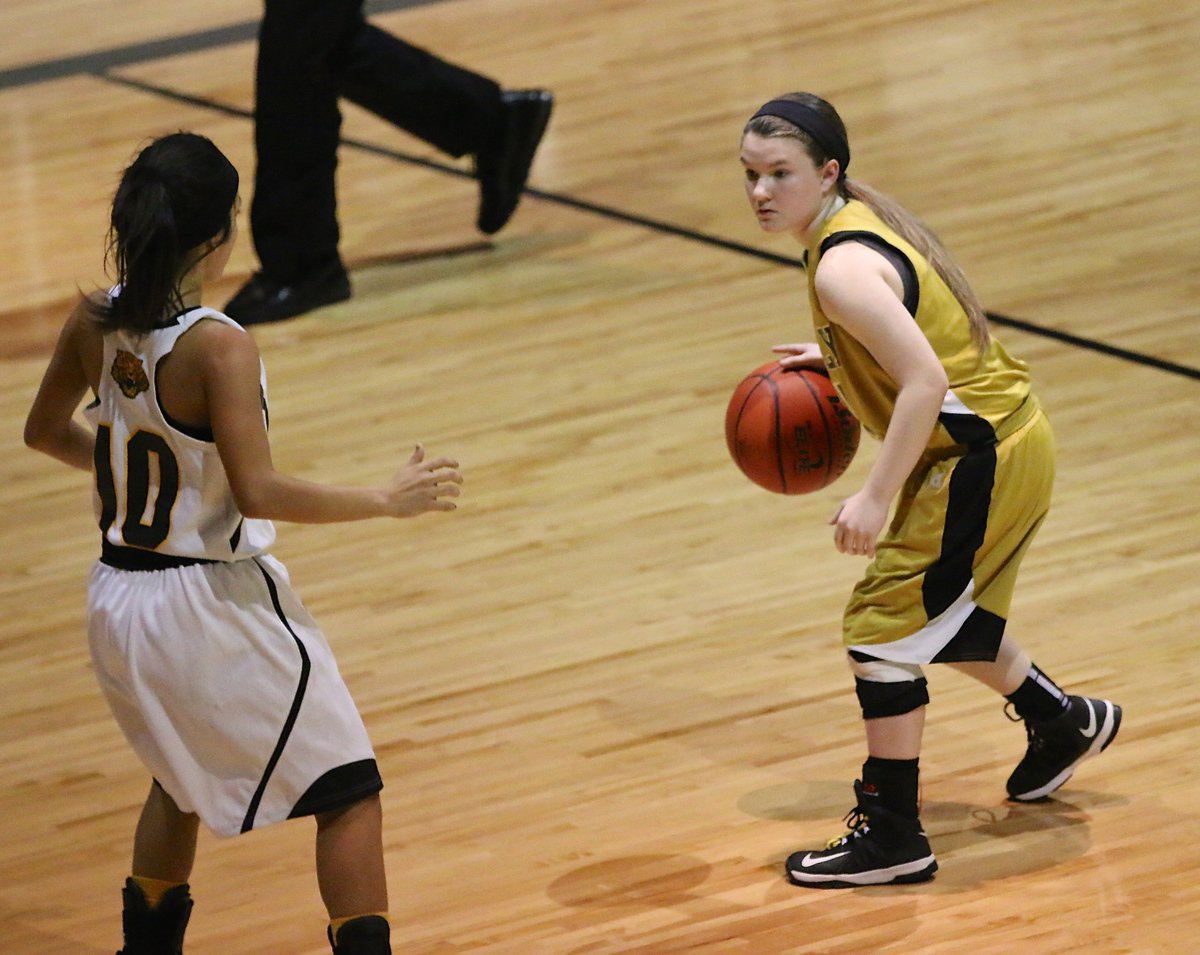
[24,298,104,471]
[815,243,947,555]
[198,323,461,523]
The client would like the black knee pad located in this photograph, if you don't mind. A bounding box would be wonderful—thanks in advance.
[855,676,930,720]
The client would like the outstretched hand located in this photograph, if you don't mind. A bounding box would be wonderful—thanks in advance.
[383,444,463,517]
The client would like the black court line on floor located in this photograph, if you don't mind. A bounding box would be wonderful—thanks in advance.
[53,67,1200,384]
[6,0,1194,382]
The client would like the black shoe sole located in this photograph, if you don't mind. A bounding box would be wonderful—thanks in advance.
[787,858,938,889]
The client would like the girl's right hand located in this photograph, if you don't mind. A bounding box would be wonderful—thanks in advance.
[771,342,825,369]
[383,444,463,517]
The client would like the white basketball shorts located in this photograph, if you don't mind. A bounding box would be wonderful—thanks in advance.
[87,553,380,838]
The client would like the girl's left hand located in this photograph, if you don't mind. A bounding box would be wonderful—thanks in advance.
[771,342,825,369]
[829,490,889,558]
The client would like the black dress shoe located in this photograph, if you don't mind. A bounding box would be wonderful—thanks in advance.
[476,89,554,235]
[223,267,351,325]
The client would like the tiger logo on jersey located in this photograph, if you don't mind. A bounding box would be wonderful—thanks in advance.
[111,350,150,398]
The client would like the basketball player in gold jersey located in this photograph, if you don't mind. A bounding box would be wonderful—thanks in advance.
[739,92,1122,888]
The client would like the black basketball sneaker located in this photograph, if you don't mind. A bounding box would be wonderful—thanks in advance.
[786,780,937,889]
[1006,695,1122,802]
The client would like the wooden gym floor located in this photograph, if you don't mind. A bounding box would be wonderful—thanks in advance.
[1,0,1198,951]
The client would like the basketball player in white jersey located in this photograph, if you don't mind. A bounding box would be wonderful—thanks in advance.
[25,132,461,954]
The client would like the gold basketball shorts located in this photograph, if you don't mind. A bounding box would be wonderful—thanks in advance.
[844,407,1055,666]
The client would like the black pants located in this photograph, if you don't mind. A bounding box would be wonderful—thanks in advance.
[251,0,502,281]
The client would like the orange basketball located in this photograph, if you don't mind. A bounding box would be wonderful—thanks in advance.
[725,361,860,494]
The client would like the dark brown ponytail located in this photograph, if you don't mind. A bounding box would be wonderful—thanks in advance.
[93,132,238,333]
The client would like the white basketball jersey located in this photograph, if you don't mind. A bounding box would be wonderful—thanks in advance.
[85,307,275,561]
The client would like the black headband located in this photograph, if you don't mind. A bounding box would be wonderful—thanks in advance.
[750,99,850,175]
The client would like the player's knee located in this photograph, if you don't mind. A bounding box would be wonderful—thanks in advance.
[314,792,381,832]
[849,655,929,719]
[854,676,930,719]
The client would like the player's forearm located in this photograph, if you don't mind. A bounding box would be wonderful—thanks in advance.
[862,383,943,505]
[234,471,388,524]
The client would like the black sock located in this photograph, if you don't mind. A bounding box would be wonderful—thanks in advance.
[862,756,920,819]
[1006,663,1070,722]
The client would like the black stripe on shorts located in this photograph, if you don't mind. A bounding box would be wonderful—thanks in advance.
[240,559,312,833]
[922,445,996,623]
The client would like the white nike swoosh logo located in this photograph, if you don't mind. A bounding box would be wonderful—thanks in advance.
[1079,699,1098,738]
[797,851,850,868]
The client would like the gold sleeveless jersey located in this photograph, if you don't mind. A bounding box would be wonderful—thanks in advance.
[806,200,1036,450]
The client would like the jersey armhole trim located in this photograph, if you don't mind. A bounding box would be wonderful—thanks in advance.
[820,230,920,317]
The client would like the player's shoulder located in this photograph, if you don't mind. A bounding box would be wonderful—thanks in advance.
[813,241,867,298]
[177,310,261,371]
[183,309,255,343]
[815,239,903,297]
[65,290,107,326]
[59,292,109,353]
[816,236,891,272]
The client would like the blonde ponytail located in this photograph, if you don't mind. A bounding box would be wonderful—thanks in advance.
[844,177,990,351]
